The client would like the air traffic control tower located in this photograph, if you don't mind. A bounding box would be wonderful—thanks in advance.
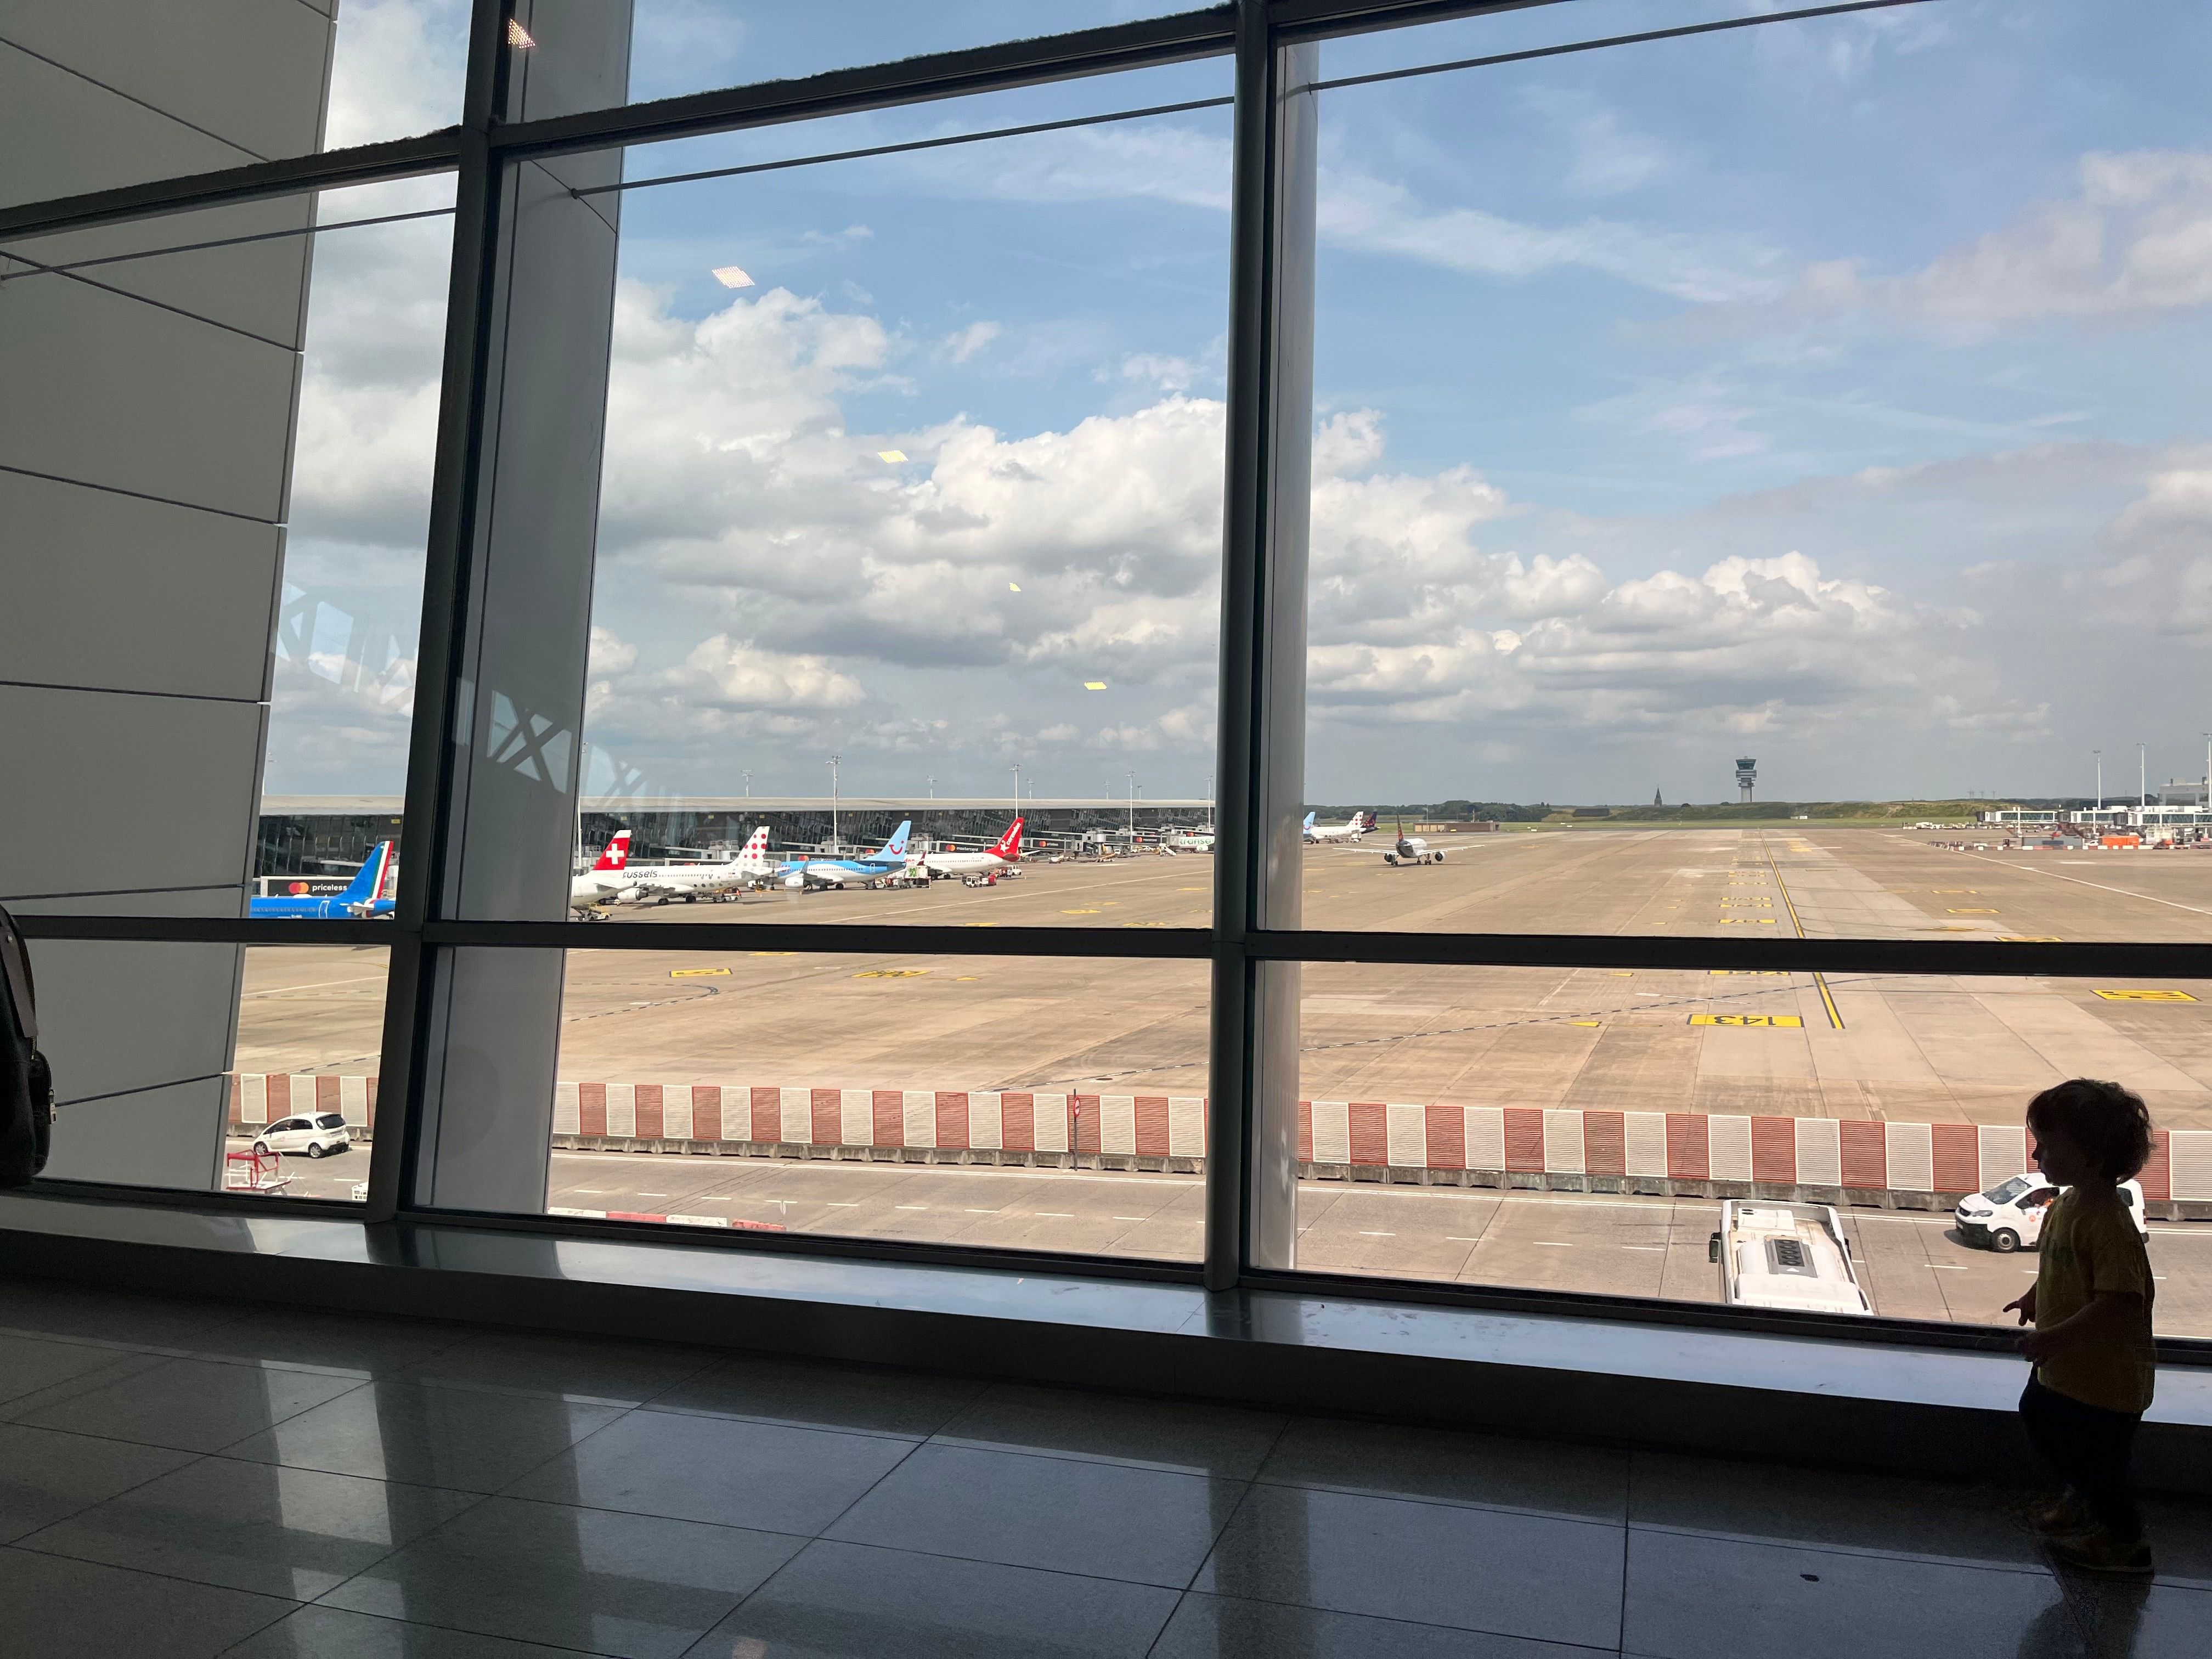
[1736,757,1758,803]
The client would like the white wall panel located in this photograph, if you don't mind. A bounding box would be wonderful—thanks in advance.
[0,1,332,163]
[31,938,241,1114]
[7,197,317,346]
[0,273,299,521]
[0,470,280,701]
[42,1076,230,1190]
[0,47,251,207]
[0,684,263,902]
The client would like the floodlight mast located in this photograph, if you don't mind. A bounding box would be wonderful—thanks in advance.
[827,754,840,850]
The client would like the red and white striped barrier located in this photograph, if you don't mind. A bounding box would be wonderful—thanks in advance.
[228,1074,2212,1205]
[551,1083,1209,1161]
[232,1073,377,1130]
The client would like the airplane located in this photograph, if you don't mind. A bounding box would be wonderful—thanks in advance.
[613,826,776,905]
[923,819,1025,884]
[1383,819,1445,866]
[252,842,396,918]
[1304,810,1375,844]
[569,830,633,909]
[775,821,913,891]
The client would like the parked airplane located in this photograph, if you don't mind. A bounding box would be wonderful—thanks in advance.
[252,842,395,918]
[616,826,776,904]
[1304,810,1375,844]
[1382,820,1444,866]
[923,819,1025,883]
[569,830,633,909]
[776,821,913,890]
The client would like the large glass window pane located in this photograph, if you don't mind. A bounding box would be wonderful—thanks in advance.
[563,65,1232,925]
[257,178,455,891]
[1,1,469,210]
[1297,0,2212,939]
[540,949,1209,1261]
[1291,961,2212,1336]
[28,943,387,1201]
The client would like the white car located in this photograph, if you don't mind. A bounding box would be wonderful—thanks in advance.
[1954,1173,2147,1253]
[252,1111,353,1159]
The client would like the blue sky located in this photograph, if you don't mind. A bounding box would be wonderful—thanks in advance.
[269,1,2212,809]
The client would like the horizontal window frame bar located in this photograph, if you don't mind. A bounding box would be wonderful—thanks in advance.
[0,130,461,243]
[1237,1266,2212,1365]
[13,917,397,946]
[16,1181,1208,1285]
[1263,931,2212,979]
[25,1176,379,1222]
[1303,0,1945,93]
[1269,0,1570,45]
[18,914,2212,978]
[385,1198,1209,1283]
[488,7,1238,165]
[21,1181,2204,1366]
[421,919,1215,956]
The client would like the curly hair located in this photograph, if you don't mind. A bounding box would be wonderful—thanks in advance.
[2027,1077,2154,1182]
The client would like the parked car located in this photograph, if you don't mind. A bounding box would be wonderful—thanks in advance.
[251,1111,353,1159]
[1954,1173,2147,1253]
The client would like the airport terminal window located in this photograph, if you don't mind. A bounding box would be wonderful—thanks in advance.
[1294,0,2212,943]
[566,63,1232,927]
[542,949,1207,1260]
[9,2,2212,1347]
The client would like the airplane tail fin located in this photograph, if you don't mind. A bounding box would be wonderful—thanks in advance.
[1302,811,1316,830]
[877,820,912,859]
[342,842,394,904]
[738,826,771,870]
[991,817,1025,859]
[592,830,632,871]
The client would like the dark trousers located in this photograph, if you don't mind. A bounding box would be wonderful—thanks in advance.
[2020,1375,2142,1541]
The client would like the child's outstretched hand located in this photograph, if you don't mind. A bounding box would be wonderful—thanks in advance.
[2004,1285,2037,1327]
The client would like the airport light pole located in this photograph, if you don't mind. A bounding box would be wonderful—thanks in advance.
[742,770,751,800]
[827,754,840,851]
[2139,741,2147,811]
[1010,764,1021,819]
[927,776,935,799]
[2094,749,2101,822]
[1128,770,1136,841]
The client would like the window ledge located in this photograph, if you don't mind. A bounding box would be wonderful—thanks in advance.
[2,1191,2205,1492]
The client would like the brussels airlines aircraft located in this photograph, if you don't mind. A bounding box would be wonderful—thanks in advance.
[1303,810,1374,843]
[252,842,395,918]
[620,826,775,902]
[921,819,1024,881]
[777,821,913,890]
[569,830,633,906]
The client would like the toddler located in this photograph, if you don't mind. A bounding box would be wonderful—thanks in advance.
[2003,1077,2156,1576]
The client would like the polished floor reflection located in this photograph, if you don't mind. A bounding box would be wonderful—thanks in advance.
[0,1277,2202,1656]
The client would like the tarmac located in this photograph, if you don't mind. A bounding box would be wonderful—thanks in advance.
[230,827,2212,1331]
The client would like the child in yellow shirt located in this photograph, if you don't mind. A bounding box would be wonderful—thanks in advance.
[2002,1077,2157,1577]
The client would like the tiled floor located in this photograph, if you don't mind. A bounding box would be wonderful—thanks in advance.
[0,1277,2203,1657]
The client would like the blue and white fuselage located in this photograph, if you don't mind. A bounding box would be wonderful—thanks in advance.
[775,821,912,890]
[251,842,396,918]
